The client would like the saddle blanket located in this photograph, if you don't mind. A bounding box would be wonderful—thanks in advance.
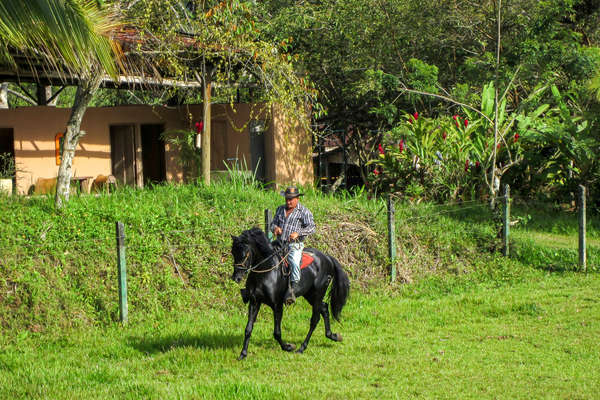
[284,252,315,269]
[300,252,315,269]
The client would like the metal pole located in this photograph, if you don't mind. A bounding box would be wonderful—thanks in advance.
[503,184,510,257]
[265,209,273,241]
[387,194,396,282]
[116,221,128,324]
[579,185,587,271]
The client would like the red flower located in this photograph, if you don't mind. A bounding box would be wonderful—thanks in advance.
[475,161,480,168]
[195,121,204,133]
[399,139,405,152]
[514,133,520,142]
[464,119,469,127]
[378,144,385,155]
[465,159,470,171]
[373,168,380,176]
[413,112,419,120]
[453,115,458,120]
[443,131,447,140]
[497,143,501,149]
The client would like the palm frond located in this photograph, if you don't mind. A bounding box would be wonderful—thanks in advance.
[0,0,122,79]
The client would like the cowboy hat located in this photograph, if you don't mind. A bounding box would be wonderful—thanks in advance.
[280,186,304,199]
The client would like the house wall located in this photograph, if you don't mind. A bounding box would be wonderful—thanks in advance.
[271,106,313,187]
[0,103,312,194]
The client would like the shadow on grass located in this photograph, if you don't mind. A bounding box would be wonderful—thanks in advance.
[128,332,240,354]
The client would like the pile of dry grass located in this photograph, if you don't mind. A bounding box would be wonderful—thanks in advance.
[311,211,388,289]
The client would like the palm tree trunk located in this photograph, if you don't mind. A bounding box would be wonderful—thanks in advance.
[55,75,101,209]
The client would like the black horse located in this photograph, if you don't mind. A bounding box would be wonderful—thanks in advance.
[230,227,350,360]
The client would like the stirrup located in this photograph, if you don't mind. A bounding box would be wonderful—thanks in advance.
[284,289,295,305]
[285,281,300,305]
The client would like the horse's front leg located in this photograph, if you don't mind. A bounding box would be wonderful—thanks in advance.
[296,302,321,354]
[273,303,295,352]
[238,301,261,360]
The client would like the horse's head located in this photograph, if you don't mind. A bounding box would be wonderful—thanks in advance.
[230,228,274,283]
[230,234,251,283]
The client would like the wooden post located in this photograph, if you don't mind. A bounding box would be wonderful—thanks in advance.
[579,185,587,271]
[503,184,510,257]
[387,194,396,282]
[115,221,128,324]
[342,129,347,190]
[202,78,212,185]
[265,209,273,240]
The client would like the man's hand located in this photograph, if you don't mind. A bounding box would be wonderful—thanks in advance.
[289,232,299,241]
[273,226,283,236]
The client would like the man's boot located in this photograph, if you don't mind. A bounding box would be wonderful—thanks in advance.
[284,281,300,305]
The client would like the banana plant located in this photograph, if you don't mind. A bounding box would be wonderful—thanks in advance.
[530,85,600,190]
[459,80,549,199]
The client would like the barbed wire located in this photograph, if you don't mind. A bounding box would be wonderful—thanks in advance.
[9,235,113,249]
[398,203,493,223]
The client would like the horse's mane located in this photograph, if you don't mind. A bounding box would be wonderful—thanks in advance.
[239,227,274,256]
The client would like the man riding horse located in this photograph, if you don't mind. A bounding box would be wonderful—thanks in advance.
[270,186,315,305]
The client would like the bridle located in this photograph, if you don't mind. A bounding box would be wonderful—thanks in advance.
[234,245,291,275]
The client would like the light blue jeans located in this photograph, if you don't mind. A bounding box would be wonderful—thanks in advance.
[288,242,304,283]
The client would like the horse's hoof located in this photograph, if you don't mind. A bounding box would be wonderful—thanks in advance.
[237,353,247,361]
[336,333,343,342]
[295,348,305,354]
[283,343,296,352]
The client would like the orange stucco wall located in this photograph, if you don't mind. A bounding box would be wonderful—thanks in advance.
[0,103,312,194]
[271,106,313,187]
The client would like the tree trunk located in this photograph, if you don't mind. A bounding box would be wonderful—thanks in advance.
[490,0,502,209]
[55,76,101,209]
[0,83,8,109]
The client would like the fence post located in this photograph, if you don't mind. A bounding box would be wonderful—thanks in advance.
[503,184,510,257]
[115,221,128,324]
[387,194,396,282]
[265,209,273,240]
[579,185,586,271]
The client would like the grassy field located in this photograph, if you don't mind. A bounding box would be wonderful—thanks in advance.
[1,270,599,399]
[0,182,599,398]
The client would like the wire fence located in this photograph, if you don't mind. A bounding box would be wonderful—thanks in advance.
[2,185,596,326]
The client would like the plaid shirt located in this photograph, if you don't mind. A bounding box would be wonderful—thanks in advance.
[270,202,315,242]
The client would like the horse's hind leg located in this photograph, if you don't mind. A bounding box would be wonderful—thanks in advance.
[273,303,295,352]
[320,302,342,342]
[238,301,261,360]
[296,302,321,354]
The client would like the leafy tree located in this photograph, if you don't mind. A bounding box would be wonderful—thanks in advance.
[122,0,316,184]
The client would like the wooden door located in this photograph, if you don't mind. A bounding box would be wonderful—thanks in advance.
[210,121,227,170]
[110,125,137,186]
[249,120,265,181]
[140,124,166,185]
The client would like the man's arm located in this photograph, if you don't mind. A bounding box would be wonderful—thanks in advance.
[298,208,315,236]
[270,205,285,234]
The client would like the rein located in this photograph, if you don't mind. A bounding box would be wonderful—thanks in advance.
[236,247,291,275]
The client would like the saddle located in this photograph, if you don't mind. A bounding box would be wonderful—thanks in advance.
[271,239,315,270]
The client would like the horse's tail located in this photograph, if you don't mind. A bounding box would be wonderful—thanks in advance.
[329,256,350,322]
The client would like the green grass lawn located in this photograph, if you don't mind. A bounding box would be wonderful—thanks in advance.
[1,270,599,399]
[1,184,599,399]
